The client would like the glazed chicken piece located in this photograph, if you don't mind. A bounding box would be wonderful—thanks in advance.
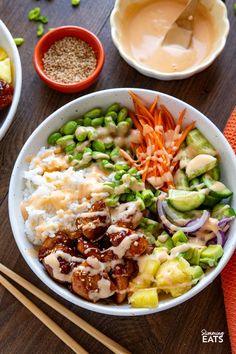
[77,237,118,262]
[38,231,83,283]
[0,80,13,110]
[106,225,149,259]
[112,260,138,304]
[110,201,143,229]
[72,261,116,302]
[76,201,111,241]
[38,231,78,261]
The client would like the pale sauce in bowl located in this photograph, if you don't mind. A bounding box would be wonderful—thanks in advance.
[120,0,215,73]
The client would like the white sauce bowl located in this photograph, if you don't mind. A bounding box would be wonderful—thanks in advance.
[110,0,230,80]
[0,20,22,140]
[9,88,236,316]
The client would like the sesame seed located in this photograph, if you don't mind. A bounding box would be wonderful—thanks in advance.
[42,36,97,84]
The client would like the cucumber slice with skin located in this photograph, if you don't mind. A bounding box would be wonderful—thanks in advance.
[186,129,217,156]
[207,163,220,181]
[202,194,220,207]
[212,203,236,220]
[174,170,189,190]
[186,155,217,180]
[202,174,233,199]
[167,190,205,212]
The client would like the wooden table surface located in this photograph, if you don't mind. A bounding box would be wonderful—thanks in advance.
[0,1,235,353]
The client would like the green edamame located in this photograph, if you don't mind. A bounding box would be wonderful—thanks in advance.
[105,195,119,207]
[105,111,117,122]
[76,118,84,126]
[84,108,103,119]
[115,163,129,171]
[104,116,116,127]
[91,117,104,128]
[117,107,128,123]
[37,23,44,37]
[141,189,155,207]
[92,151,110,160]
[92,140,106,152]
[110,147,120,161]
[117,121,130,135]
[63,120,77,135]
[73,152,83,161]
[126,117,133,128]
[48,132,62,145]
[114,170,126,181]
[76,132,87,142]
[65,142,76,154]
[84,117,92,127]
[106,103,120,113]
[56,135,74,146]
[101,159,115,171]
[28,7,41,21]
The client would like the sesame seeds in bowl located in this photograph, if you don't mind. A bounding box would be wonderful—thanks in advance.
[33,26,105,93]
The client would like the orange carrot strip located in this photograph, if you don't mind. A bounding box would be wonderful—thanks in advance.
[149,96,158,115]
[160,105,176,129]
[129,91,154,127]
[174,122,195,149]
[177,109,186,127]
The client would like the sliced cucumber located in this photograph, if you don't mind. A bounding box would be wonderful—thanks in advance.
[207,162,220,181]
[167,190,205,212]
[174,170,189,190]
[201,174,232,199]
[202,194,220,207]
[212,203,236,220]
[186,129,217,156]
[186,154,217,180]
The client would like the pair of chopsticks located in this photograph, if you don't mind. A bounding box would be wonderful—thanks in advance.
[0,263,131,354]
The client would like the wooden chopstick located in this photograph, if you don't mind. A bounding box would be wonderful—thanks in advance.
[0,263,131,354]
[0,274,88,354]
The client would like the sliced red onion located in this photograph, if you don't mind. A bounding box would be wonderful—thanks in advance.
[162,201,190,226]
[218,216,235,229]
[216,230,226,246]
[157,197,210,234]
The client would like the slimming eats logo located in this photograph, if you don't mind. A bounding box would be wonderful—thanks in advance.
[201,329,224,343]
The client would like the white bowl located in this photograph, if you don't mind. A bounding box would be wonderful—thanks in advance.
[0,20,22,140]
[9,88,236,316]
[110,0,230,80]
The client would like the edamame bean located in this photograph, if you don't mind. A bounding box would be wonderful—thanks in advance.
[56,135,74,146]
[106,103,120,113]
[87,130,98,141]
[92,151,109,160]
[104,142,114,150]
[110,147,120,161]
[47,132,62,145]
[115,163,129,171]
[92,140,106,152]
[136,197,146,211]
[105,195,119,207]
[28,7,41,21]
[126,117,133,128]
[73,152,83,160]
[117,107,128,123]
[76,118,84,126]
[104,116,116,127]
[65,142,76,154]
[128,167,138,175]
[63,120,77,135]
[105,111,117,122]
[84,108,103,119]
[91,117,104,128]
[117,121,130,136]
[114,170,126,181]
[149,200,157,214]
[75,127,87,142]
[37,23,44,37]
[101,159,114,171]
[84,117,92,127]
[119,194,128,202]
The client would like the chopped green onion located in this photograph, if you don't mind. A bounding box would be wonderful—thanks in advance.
[37,23,44,37]
[234,3,236,14]
[39,15,48,24]
[28,7,41,21]
[71,0,80,6]
[14,38,25,46]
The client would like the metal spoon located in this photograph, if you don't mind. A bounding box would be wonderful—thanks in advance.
[162,0,199,49]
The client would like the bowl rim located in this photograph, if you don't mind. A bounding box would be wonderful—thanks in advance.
[0,20,22,141]
[110,0,230,80]
[33,25,105,90]
[8,88,236,316]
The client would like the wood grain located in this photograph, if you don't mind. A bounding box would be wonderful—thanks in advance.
[0,0,235,353]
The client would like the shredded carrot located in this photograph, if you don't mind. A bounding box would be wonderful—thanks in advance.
[120,92,195,191]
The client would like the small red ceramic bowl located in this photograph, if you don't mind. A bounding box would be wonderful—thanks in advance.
[33,26,105,93]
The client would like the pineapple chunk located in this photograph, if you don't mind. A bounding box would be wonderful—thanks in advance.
[0,48,8,61]
[129,288,158,308]
[143,258,160,277]
[0,57,12,84]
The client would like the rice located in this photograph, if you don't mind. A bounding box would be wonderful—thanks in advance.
[22,147,109,245]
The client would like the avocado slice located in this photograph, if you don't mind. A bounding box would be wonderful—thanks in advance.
[186,155,217,180]
[189,265,204,280]
[200,245,224,267]
[167,190,205,212]
[186,129,217,156]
